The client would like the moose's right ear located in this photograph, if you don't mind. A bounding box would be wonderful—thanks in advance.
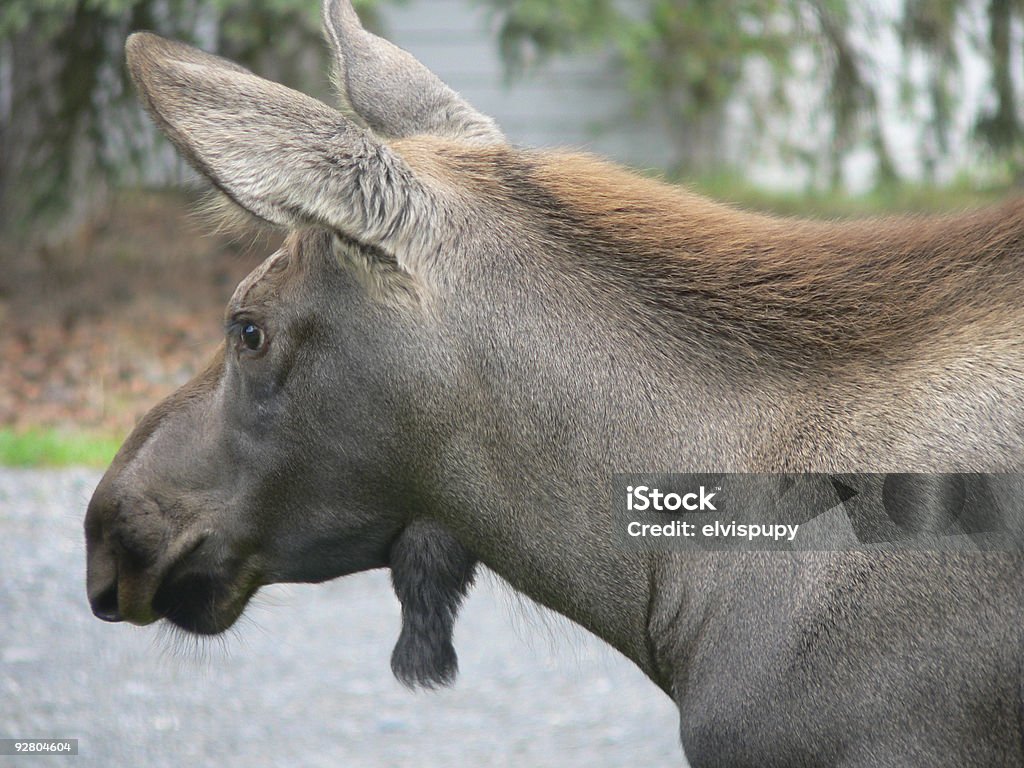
[322,0,503,144]
[125,32,435,260]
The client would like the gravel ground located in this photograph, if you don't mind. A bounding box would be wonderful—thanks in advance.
[0,469,685,767]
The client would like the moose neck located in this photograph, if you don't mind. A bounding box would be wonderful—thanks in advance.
[419,264,783,690]
[405,144,1024,686]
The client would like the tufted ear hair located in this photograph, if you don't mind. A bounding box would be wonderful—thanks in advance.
[322,0,503,144]
[125,32,435,256]
[388,519,477,689]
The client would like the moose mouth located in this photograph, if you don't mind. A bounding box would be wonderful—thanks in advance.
[88,532,260,636]
[150,571,258,635]
[92,567,259,636]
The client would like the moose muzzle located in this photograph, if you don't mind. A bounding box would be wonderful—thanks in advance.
[85,472,252,634]
[86,483,200,625]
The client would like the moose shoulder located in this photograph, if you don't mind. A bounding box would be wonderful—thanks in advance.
[85,1,1024,765]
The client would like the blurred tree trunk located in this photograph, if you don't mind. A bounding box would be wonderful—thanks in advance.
[977,0,1024,180]
[0,24,80,240]
[899,0,960,184]
[0,0,340,244]
[809,0,898,190]
[0,4,154,243]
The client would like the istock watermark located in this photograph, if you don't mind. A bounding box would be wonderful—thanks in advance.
[625,484,719,512]
[612,473,1024,551]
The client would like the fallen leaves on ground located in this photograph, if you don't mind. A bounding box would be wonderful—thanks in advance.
[0,191,276,438]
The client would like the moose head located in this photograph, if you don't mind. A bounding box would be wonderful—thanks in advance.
[84,0,515,688]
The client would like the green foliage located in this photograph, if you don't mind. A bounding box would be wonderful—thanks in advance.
[689,169,1010,218]
[493,0,617,67]
[0,0,331,38]
[3,0,1022,232]
[482,0,795,172]
[619,0,792,111]
[0,428,122,468]
[478,0,1024,183]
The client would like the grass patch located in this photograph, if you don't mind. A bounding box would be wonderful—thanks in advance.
[0,429,122,468]
[685,173,1013,218]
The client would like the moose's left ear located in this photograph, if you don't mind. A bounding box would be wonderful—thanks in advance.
[125,32,432,255]
[322,0,503,144]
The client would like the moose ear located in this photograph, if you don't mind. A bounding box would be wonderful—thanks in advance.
[322,0,503,144]
[125,32,428,252]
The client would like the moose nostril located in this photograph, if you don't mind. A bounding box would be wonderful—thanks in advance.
[90,582,122,623]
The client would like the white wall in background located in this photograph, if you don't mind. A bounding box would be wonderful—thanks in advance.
[379,0,677,174]
[381,0,999,193]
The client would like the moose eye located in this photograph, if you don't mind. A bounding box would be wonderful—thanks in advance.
[239,323,266,353]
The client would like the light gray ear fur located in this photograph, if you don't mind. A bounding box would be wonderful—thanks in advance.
[322,0,503,144]
[125,32,433,255]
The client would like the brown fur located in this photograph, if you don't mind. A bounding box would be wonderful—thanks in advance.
[402,139,1024,372]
